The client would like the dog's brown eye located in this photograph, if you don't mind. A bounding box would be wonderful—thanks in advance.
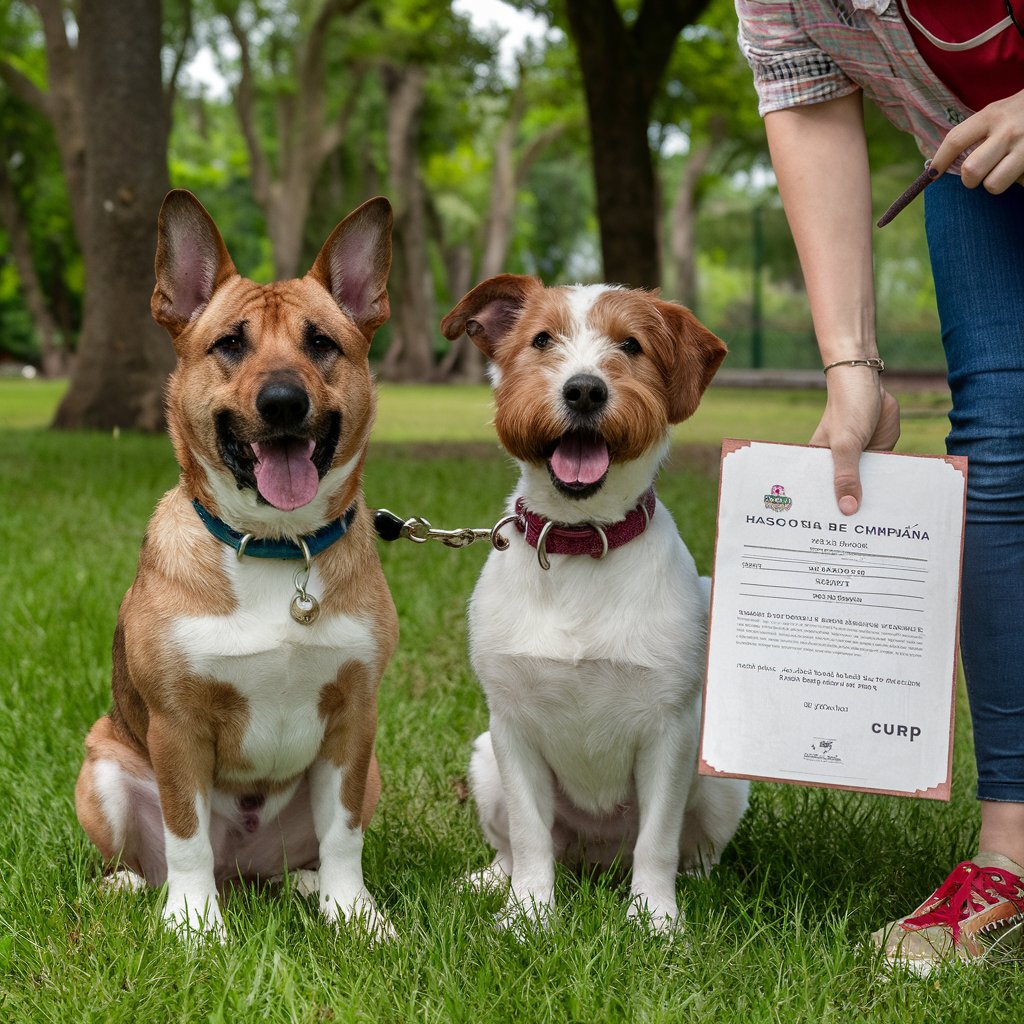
[310,334,339,354]
[211,334,245,359]
[620,337,642,356]
[532,332,551,350]
[304,322,340,360]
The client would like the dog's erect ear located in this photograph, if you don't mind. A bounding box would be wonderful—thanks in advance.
[653,299,728,424]
[440,274,544,359]
[152,190,237,338]
[308,196,393,338]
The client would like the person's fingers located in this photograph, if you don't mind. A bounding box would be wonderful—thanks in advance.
[929,117,983,177]
[809,377,897,516]
[932,91,1024,189]
[960,135,1009,189]
[983,153,1024,195]
[829,436,863,516]
[957,129,1024,193]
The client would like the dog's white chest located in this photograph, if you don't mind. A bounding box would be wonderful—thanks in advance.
[471,512,707,667]
[169,553,377,782]
[469,514,708,813]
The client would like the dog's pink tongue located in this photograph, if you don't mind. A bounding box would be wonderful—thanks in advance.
[251,439,318,510]
[549,433,610,486]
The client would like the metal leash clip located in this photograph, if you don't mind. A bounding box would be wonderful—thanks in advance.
[375,509,513,552]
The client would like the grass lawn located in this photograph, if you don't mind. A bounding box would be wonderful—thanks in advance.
[1,377,953,453]
[1,379,1013,1023]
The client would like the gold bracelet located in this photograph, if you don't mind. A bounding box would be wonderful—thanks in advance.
[822,358,885,375]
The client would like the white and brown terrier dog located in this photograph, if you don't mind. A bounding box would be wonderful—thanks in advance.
[441,275,749,932]
[74,191,398,940]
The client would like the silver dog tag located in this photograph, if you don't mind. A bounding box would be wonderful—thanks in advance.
[290,592,320,625]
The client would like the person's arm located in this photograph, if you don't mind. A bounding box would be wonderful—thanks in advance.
[764,90,900,515]
[929,86,1024,192]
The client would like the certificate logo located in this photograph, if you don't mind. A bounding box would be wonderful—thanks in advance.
[764,484,793,512]
[804,737,842,765]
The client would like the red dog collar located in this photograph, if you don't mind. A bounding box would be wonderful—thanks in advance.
[514,487,656,570]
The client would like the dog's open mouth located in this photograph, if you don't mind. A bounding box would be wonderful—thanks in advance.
[546,430,610,498]
[251,438,318,510]
[215,412,341,510]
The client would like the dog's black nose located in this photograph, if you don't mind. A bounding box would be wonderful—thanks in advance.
[562,374,608,415]
[256,378,310,430]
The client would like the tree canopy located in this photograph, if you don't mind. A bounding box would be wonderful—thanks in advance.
[0,0,938,426]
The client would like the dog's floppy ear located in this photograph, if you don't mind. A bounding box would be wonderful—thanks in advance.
[152,190,237,340]
[440,274,544,359]
[308,196,393,339]
[653,299,727,424]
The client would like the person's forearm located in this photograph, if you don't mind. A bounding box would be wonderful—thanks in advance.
[765,92,878,365]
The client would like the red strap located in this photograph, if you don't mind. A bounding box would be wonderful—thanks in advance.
[514,488,656,559]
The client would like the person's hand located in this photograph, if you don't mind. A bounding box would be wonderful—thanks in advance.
[809,368,901,515]
[930,87,1024,193]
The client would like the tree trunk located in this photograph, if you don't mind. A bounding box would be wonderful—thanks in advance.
[1,1,87,257]
[224,1,364,280]
[433,65,566,384]
[478,79,525,283]
[0,155,70,377]
[53,0,173,431]
[380,65,435,382]
[31,0,88,243]
[434,241,482,381]
[564,0,710,290]
[667,136,716,308]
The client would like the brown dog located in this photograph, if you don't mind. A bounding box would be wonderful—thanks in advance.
[74,190,398,940]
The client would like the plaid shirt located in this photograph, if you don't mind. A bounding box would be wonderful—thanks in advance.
[735,0,973,163]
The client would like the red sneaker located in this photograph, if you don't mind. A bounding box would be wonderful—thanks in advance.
[873,854,1024,974]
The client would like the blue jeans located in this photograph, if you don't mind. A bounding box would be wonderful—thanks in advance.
[925,174,1024,803]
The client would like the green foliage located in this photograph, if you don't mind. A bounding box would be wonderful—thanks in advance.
[0,0,948,373]
[654,0,766,168]
[0,89,81,366]
[168,96,274,280]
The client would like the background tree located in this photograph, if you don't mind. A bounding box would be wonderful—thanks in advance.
[562,0,712,288]
[215,0,369,280]
[651,0,768,308]
[52,0,176,429]
[0,77,79,376]
[0,0,87,245]
[374,3,490,381]
[0,0,194,427]
[426,28,586,381]
[0,0,945,387]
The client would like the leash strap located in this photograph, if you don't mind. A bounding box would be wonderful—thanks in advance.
[373,490,656,570]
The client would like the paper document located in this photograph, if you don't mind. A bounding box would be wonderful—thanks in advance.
[699,441,966,800]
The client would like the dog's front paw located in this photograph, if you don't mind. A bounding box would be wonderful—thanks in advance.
[320,887,396,943]
[495,893,554,938]
[162,890,226,943]
[627,893,683,936]
[270,868,321,899]
[462,859,511,895]
[100,868,147,894]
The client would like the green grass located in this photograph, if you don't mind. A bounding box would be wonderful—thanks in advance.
[0,377,952,455]
[2,382,1012,1023]
[0,378,68,429]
